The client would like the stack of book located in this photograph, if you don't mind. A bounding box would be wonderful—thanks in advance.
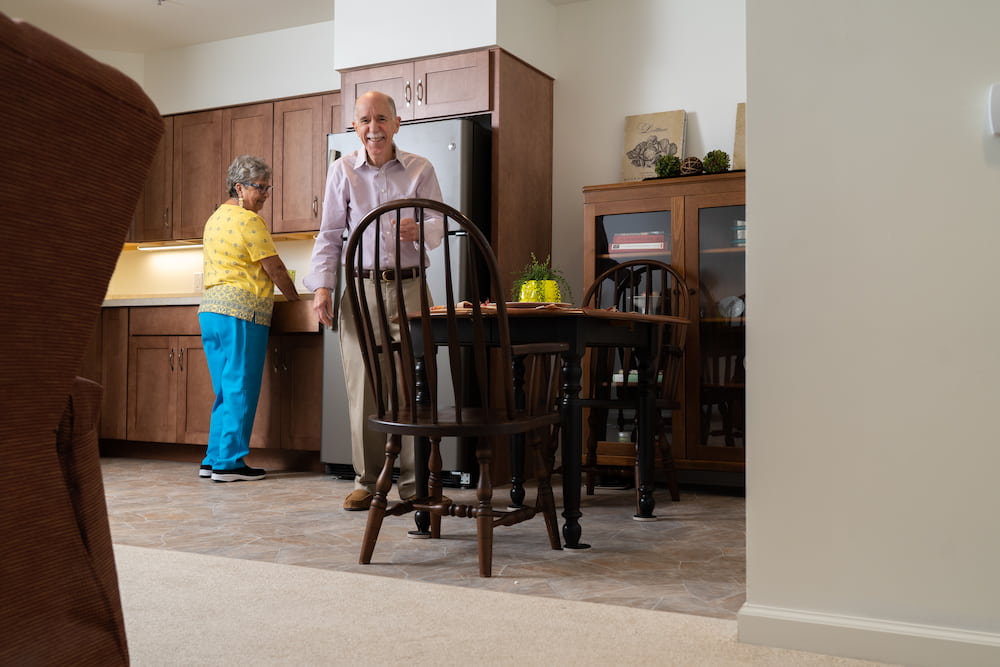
[609,231,666,256]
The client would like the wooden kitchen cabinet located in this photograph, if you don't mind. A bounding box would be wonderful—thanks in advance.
[172,110,224,240]
[222,102,274,224]
[127,305,213,444]
[340,50,489,127]
[272,95,327,233]
[321,92,343,135]
[340,48,552,290]
[81,308,130,439]
[132,92,339,241]
[252,334,322,451]
[124,304,320,451]
[583,172,746,481]
[251,300,323,450]
[132,116,174,242]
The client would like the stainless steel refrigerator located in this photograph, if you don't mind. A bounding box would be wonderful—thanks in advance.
[320,116,492,486]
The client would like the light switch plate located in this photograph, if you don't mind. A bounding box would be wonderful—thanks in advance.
[193,272,203,293]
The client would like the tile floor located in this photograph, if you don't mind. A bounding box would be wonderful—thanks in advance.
[101,457,746,620]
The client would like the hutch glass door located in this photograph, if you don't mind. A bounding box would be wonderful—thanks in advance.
[686,196,746,462]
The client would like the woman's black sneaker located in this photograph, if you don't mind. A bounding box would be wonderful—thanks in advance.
[211,465,266,482]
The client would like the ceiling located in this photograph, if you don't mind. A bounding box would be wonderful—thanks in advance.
[0,0,335,52]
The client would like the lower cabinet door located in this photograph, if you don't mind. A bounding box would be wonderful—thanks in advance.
[127,335,178,443]
[279,335,323,451]
[177,337,214,445]
[249,344,280,449]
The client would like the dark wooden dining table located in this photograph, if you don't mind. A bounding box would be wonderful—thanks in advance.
[410,304,688,549]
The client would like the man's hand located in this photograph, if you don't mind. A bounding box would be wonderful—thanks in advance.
[312,287,334,328]
[396,216,419,243]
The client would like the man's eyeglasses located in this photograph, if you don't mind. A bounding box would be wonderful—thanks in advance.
[241,182,273,193]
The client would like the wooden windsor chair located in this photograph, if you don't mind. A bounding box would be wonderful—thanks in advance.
[343,198,565,576]
[580,259,691,510]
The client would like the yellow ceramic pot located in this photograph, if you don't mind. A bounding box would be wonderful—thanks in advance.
[518,279,561,303]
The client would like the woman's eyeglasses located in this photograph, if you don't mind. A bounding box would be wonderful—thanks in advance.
[241,182,273,193]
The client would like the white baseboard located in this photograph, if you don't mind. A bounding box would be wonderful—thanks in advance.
[737,603,1000,667]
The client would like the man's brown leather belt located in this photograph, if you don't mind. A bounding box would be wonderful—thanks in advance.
[358,267,421,281]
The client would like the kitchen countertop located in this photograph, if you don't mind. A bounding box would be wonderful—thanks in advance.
[102,293,312,307]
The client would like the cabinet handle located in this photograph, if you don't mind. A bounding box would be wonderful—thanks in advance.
[404,81,412,107]
[168,348,174,371]
[312,196,318,217]
[272,347,280,373]
[163,207,169,227]
[416,79,424,105]
[178,347,185,372]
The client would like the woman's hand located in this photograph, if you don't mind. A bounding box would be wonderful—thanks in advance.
[260,255,300,301]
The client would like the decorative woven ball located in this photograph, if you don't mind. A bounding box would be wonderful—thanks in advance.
[680,157,703,176]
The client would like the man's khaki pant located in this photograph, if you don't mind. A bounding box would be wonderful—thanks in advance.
[337,278,426,499]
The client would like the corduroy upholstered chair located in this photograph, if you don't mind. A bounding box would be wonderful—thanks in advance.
[0,13,164,664]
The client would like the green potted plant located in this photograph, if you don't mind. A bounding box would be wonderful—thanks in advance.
[510,253,573,303]
[654,154,681,178]
[702,149,731,174]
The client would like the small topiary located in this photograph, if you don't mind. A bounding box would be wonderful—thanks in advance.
[654,153,681,178]
[702,149,731,174]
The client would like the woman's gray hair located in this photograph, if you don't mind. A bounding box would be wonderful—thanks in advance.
[227,155,272,196]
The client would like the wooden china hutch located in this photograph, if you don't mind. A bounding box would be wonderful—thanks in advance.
[583,171,746,484]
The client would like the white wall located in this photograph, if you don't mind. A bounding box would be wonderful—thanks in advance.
[741,1,1000,664]
[496,0,560,78]
[143,21,338,115]
[333,0,497,70]
[551,0,746,294]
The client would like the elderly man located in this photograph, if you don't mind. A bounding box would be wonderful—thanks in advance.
[304,91,444,511]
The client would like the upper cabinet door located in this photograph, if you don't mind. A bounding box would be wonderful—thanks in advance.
[172,110,224,240]
[412,51,489,120]
[222,103,274,225]
[272,96,325,234]
[321,92,343,136]
[340,50,491,127]
[132,116,174,242]
[340,61,413,128]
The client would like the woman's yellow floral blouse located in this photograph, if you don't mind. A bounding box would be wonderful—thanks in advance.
[197,203,278,326]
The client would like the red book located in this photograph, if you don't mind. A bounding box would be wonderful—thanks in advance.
[611,231,665,245]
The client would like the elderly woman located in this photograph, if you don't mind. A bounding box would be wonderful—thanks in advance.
[197,155,299,482]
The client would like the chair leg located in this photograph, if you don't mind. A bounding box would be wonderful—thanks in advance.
[359,435,399,565]
[428,437,443,538]
[533,428,563,550]
[475,441,494,577]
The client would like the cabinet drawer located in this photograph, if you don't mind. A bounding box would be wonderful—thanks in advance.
[130,306,201,336]
[271,299,319,333]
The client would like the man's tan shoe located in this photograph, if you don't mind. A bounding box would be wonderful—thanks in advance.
[343,489,373,511]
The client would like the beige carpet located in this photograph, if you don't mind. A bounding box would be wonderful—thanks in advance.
[114,545,892,666]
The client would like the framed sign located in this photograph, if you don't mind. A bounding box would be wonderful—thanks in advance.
[733,102,746,170]
[621,109,686,182]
